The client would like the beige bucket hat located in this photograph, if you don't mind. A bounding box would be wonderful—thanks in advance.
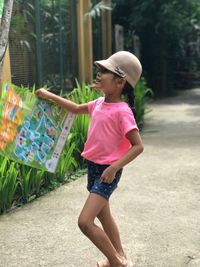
[95,51,142,87]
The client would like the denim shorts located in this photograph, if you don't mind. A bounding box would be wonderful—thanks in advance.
[87,160,123,200]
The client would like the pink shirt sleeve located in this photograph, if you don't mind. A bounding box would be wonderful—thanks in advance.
[119,109,139,136]
[87,97,103,116]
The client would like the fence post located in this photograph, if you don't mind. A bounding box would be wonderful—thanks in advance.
[77,0,93,85]
[57,0,64,89]
[102,0,112,58]
[35,0,43,87]
[83,0,93,84]
[77,0,85,83]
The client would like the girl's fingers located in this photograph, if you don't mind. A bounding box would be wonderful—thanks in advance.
[100,175,113,184]
[35,88,47,98]
[35,90,41,97]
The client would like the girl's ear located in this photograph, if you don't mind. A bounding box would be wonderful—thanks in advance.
[116,77,126,88]
[114,75,126,89]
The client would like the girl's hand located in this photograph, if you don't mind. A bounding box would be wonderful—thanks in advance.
[35,88,51,99]
[100,165,118,184]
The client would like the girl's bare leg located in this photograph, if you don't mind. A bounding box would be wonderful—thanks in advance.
[78,193,125,266]
[97,202,126,258]
[96,203,126,266]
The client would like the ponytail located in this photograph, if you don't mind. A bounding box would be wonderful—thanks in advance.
[122,81,136,118]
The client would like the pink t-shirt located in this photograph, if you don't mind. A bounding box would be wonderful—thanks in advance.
[81,97,139,165]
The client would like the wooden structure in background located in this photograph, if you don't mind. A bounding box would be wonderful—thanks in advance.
[102,0,112,58]
[77,0,93,84]
[77,0,112,84]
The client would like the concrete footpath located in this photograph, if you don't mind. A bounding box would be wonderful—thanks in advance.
[0,89,200,267]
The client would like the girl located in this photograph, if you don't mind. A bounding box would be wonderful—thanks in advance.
[36,51,144,267]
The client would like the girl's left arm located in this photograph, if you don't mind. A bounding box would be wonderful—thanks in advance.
[113,129,144,170]
[100,129,143,184]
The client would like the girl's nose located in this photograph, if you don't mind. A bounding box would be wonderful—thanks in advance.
[96,72,101,78]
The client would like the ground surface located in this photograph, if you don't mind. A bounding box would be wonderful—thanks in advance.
[0,88,200,267]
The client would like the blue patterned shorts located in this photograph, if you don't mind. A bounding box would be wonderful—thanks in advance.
[87,160,123,200]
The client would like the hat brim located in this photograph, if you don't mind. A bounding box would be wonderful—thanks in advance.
[94,60,125,78]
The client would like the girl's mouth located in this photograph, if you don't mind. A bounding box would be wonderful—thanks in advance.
[89,79,101,88]
[95,78,101,84]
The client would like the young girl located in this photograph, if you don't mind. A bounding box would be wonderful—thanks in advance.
[36,51,144,267]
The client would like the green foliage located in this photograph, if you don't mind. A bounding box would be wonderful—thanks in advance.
[18,166,33,203]
[68,82,102,168]
[39,0,74,91]
[84,1,112,20]
[135,78,153,129]
[0,156,18,213]
[10,0,35,51]
[112,0,200,94]
[31,168,45,197]
[56,139,77,183]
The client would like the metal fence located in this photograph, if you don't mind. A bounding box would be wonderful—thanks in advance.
[9,0,79,92]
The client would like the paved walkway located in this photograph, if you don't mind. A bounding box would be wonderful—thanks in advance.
[0,89,200,267]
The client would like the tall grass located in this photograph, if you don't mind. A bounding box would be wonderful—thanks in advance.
[18,165,34,203]
[56,137,77,183]
[135,78,154,129]
[0,156,18,213]
[67,82,101,168]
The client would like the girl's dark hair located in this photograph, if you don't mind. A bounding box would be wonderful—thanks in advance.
[121,81,136,118]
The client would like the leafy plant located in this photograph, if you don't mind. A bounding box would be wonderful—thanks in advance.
[43,171,58,191]
[67,81,101,168]
[84,0,112,20]
[18,165,33,203]
[31,168,45,197]
[0,157,18,213]
[56,139,77,183]
[134,78,153,129]
[10,0,35,51]
[39,0,73,91]
[112,0,200,94]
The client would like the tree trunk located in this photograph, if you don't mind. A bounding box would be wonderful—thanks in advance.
[0,0,14,83]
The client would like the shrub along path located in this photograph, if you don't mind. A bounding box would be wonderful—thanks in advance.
[0,88,200,267]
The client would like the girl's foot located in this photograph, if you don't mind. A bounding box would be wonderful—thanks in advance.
[109,256,128,267]
[114,258,133,267]
[97,255,127,267]
[97,259,110,267]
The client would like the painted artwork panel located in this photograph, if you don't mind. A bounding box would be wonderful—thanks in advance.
[0,83,75,172]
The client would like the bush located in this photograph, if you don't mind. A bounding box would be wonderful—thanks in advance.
[135,77,153,129]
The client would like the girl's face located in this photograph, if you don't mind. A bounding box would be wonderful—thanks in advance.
[94,67,121,95]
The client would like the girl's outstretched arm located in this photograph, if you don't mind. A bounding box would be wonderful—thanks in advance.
[35,88,89,114]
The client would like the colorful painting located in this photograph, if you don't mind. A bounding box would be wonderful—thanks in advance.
[0,83,75,173]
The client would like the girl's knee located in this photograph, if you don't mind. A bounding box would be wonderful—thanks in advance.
[78,216,93,235]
